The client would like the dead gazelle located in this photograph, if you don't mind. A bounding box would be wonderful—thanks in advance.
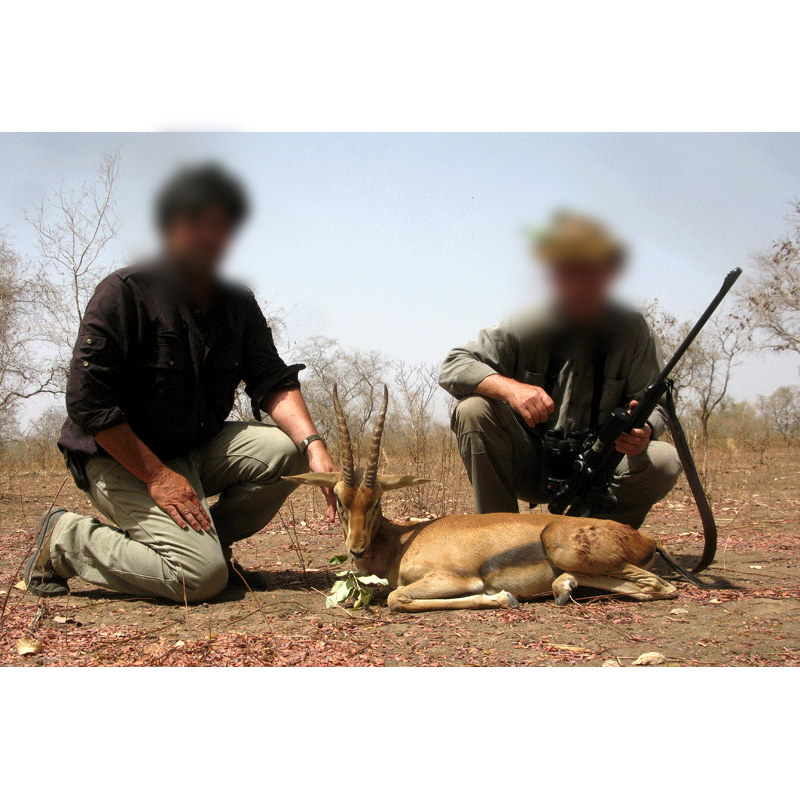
[286,386,685,613]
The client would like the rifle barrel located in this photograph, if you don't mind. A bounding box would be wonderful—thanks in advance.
[654,267,742,387]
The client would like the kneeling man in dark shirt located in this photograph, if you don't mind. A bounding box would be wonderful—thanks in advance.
[26,164,336,602]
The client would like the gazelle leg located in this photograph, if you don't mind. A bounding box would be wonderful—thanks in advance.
[569,563,677,602]
[388,571,520,613]
[552,573,578,606]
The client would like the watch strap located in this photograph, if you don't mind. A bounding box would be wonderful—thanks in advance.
[299,434,325,454]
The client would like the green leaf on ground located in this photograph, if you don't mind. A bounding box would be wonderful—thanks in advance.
[356,574,388,586]
[326,570,385,609]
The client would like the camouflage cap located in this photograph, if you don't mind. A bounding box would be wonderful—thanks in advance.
[533,212,626,269]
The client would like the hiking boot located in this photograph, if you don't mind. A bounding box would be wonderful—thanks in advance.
[24,508,69,597]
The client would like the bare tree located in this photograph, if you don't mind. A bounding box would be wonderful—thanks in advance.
[739,200,800,356]
[0,235,59,437]
[642,299,749,481]
[27,150,123,384]
[290,337,392,463]
[26,404,66,468]
[391,361,461,515]
[392,361,440,472]
[758,385,800,444]
[640,299,692,402]
[689,317,750,448]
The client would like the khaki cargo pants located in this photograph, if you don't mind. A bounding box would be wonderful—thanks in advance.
[49,422,306,602]
[452,396,682,528]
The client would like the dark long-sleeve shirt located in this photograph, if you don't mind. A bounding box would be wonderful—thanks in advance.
[59,260,303,463]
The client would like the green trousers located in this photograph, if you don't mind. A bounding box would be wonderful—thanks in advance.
[451,396,682,528]
[49,421,306,602]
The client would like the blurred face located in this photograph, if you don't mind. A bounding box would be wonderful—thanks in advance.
[548,260,621,323]
[163,203,234,280]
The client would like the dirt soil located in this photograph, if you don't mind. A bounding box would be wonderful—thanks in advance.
[2,449,799,667]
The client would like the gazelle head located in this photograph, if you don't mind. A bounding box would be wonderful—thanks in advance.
[284,385,427,559]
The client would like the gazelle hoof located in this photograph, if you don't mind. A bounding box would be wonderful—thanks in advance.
[554,593,570,607]
[552,575,578,606]
[498,590,520,608]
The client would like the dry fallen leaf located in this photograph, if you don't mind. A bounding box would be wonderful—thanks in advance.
[14,580,27,591]
[670,608,689,616]
[632,651,666,666]
[550,643,588,652]
[17,638,43,656]
[601,659,621,667]
[53,616,68,624]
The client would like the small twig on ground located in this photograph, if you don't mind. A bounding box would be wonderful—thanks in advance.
[229,556,273,634]
[722,534,732,575]
[179,565,190,626]
[143,640,168,665]
[26,604,47,636]
[570,597,639,642]
[279,501,307,574]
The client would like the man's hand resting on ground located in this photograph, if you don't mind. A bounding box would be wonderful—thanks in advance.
[147,466,212,533]
[307,440,337,523]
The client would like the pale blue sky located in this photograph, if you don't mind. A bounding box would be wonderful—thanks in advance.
[2,133,799,419]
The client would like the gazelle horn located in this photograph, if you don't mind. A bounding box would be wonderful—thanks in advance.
[363,385,389,489]
[332,384,355,488]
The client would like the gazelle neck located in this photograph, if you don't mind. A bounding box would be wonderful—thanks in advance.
[356,508,416,580]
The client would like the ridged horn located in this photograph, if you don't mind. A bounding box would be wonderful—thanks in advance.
[363,385,389,489]
[332,384,355,488]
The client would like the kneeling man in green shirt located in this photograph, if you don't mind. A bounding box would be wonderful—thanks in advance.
[439,213,681,529]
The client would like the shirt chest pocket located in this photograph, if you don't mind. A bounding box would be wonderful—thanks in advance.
[206,348,243,379]
[146,337,193,403]
[522,370,545,388]
[205,348,244,409]
[598,377,626,420]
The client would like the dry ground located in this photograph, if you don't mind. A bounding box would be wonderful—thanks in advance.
[2,447,799,667]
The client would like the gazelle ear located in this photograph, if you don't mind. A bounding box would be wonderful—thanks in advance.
[378,474,431,491]
[282,472,340,489]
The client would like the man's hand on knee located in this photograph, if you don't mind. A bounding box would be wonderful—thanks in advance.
[147,466,212,533]
[95,423,212,533]
[507,383,555,427]
[475,375,555,427]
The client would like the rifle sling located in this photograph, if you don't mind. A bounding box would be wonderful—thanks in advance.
[662,385,717,574]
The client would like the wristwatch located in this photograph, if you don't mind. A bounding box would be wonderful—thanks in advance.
[299,434,325,454]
